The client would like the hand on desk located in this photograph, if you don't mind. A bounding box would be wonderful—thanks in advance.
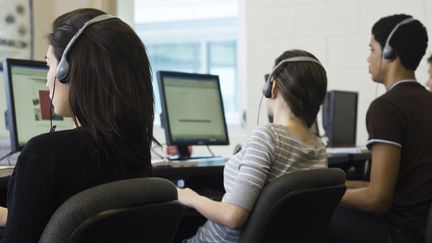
[177,187,200,208]
[176,187,249,229]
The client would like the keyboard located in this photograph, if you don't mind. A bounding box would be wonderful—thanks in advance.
[326,147,369,154]
[152,156,229,167]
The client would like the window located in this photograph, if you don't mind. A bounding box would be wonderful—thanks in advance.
[134,0,239,125]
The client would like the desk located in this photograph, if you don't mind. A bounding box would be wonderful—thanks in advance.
[328,151,371,180]
[152,152,370,188]
[0,153,371,193]
[153,159,226,200]
[0,153,370,242]
[154,154,371,242]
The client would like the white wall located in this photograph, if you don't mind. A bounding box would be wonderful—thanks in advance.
[239,0,432,146]
[2,0,431,155]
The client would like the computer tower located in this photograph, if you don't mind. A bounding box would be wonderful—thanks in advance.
[322,90,358,147]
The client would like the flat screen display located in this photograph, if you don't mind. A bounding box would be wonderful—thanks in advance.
[3,59,75,151]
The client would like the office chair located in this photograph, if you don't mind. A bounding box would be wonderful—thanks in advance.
[39,177,183,243]
[239,168,346,243]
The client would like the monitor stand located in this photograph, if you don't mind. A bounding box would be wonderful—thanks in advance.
[168,145,219,161]
[174,145,191,160]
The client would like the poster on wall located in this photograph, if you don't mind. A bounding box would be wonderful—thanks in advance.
[0,0,33,60]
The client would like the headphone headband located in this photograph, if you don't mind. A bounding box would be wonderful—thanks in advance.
[382,17,415,59]
[56,14,117,82]
[262,56,322,98]
[266,56,321,84]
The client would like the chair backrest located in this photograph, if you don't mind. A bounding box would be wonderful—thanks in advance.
[239,168,346,243]
[39,177,183,243]
[426,203,432,243]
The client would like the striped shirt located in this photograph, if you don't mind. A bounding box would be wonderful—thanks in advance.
[189,124,327,243]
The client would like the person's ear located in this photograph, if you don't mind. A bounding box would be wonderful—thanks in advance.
[271,80,278,98]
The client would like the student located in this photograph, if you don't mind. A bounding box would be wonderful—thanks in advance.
[327,14,431,243]
[426,54,432,91]
[0,8,156,242]
[177,49,328,243]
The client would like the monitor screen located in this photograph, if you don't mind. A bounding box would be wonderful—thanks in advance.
[3,59,75,152]
[157,71,229,155]
[0,66,8,138]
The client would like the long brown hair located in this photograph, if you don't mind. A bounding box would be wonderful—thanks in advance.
[273,49,327,127]
[48,8,155,176]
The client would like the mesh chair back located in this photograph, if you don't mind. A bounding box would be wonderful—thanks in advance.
[239,168,346,243]
[39,177,183,243]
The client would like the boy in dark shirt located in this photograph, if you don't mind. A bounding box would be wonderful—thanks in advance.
[328,14,431,243]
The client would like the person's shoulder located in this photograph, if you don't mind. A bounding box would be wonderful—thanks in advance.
[368,93,397,112]
[252,124,288,144]
[23,129,80,155]
[253,124,280,137]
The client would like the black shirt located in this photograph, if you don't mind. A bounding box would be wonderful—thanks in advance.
[1,129,148,242]
[366,81,432,230]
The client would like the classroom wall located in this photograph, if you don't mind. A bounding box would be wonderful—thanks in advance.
[2,0,431,155]
[239,0,432,146]
[33,0,119,60]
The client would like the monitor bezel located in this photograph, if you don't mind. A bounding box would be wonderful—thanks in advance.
[3,58,49,152]
[157,70,230,147]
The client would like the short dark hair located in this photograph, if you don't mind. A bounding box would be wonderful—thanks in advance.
[428,54,432,64]
[372,14,428,71]
[48,8,155,176]
[272,49,327,128]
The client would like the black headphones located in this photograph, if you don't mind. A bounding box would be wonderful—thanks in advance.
[56,14,117,83]
[382,17,415,60]
[262,56,322,98]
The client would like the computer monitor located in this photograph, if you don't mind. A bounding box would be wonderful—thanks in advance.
[3,59,75,152]
[0,66,8,138]
[322,90,358,147]
[157,71,229,159]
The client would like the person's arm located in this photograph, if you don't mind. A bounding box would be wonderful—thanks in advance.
[341,144,400,213]
[0,206,7,227]
[2,147,56,243]
[177,126,276,229]
[177,188,249,229]
[345,180,369,189]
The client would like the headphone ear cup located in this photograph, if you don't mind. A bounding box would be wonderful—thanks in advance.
[56,57,70,83]
[382,44,394,60]
[262,80,272,98]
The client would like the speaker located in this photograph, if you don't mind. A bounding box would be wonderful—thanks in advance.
[382,17,415,60]
[56,14,117,83]
[322,90,358,147]
[262,56,322,98]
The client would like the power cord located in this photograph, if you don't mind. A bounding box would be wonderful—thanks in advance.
[256,95,264,126]
[151,143,168,160]
[0,151,15,166]
[206,145,215,157]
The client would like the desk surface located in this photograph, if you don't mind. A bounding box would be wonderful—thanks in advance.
[0,151,372,186]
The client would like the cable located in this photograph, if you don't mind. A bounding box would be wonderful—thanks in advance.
[151,143,167,160]
[49,78,57,133]
[256,95,264,126]
[0,151,14,165]
[7,156,12,166]
[206,145,215,157]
